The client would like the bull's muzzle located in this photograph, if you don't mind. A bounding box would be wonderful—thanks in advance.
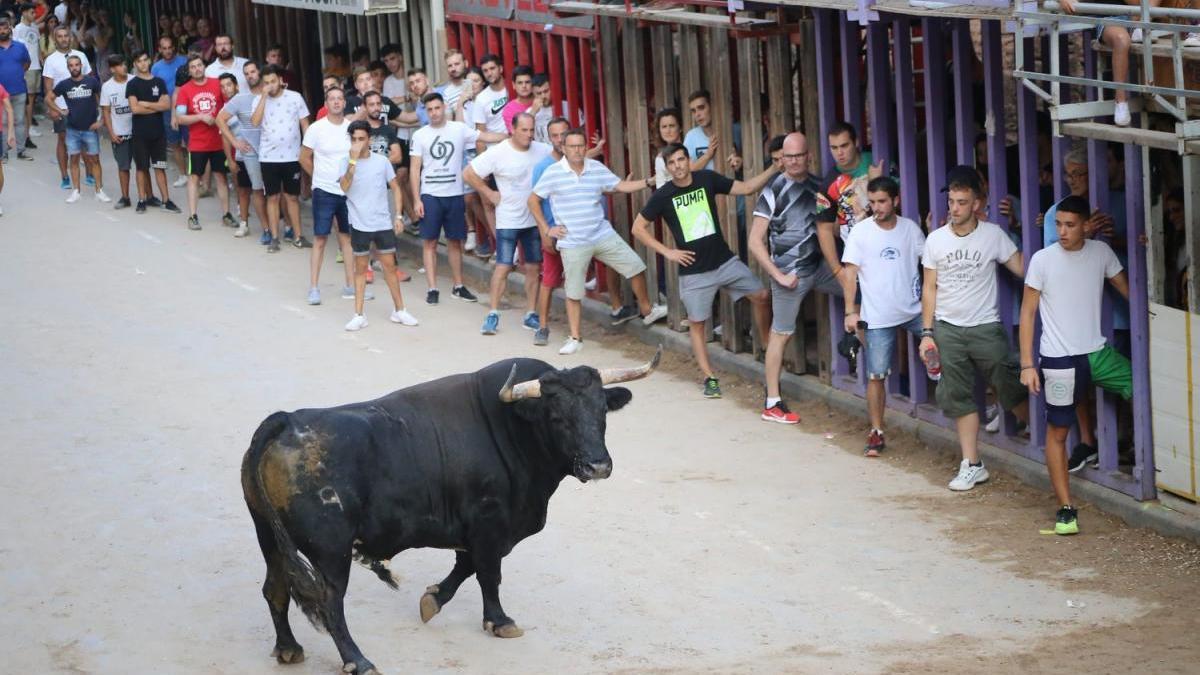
[579,459,613,481]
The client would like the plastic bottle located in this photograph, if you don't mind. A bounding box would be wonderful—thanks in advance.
[923,343,942,381]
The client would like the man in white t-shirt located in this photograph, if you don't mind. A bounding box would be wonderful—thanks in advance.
[464,112,551,336]
[300,86,355,306]
[1018,195,1130,536]
[472,54,509,148]
[251,64,310,251]
[920,165,1030,492]
[100,54,134,209]
[841,176,926,456]
[340,120,417,332]
[204,34,248,93]
[438,48,468,121]
[42,25,92,189]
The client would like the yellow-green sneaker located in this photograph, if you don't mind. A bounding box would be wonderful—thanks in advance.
[1055,506,1079,536]
[703,377,722,399]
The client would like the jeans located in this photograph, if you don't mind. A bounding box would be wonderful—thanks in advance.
[6,93,26,155]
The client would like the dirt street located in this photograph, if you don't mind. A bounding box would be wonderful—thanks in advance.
[1,141,1197,675]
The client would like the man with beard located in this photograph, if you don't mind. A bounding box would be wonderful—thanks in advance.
[125,49,179,213]
[204,33,247,92]
[42,25,90,190]
[174,53,232,231]
[251,63,309,251]
[300,86,357,305]
[150,35,187,186]
[216,59,265,238]
[48,54,109,203]
[437,48,468,119]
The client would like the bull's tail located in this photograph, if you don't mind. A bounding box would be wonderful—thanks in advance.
[245,411,332,632]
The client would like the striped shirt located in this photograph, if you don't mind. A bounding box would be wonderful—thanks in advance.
[532,157,621,249]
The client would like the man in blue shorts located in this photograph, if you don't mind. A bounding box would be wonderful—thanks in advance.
[150,36,188,186]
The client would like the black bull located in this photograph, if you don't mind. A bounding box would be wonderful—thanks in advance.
[241,348,660,674]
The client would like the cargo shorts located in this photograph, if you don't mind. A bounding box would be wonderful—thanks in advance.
[932,320,1027,419]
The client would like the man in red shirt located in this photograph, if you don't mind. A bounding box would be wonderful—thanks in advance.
[173,54,233,231]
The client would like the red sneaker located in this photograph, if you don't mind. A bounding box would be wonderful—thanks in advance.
[365,268,375,284]
[864,429,885,457]
[761,401,800,424]
[395,268,411,282]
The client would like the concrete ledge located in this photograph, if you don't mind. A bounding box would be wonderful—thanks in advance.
[399,236,1200,545]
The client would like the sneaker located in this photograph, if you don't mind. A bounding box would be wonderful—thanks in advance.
[336,249,343,263]
[234,223,248,238]
[983,403,1001,433]
[307,287,321,305]
[85,174,95,187]
[395,268,411,282]
[345,314,368,331]
[284,227,295,241]
[365,268,375,284]
[465,231,476,251]
[267,238,281,253]
[364,286,375,301]
[65,189,80,203]
[451,285,478,302]
[27,127,40,138]
[585,276,598,291]
[559,336,583,355]
[533,326,550,346]
[162,200,181,213]
[641,304,669,326]
[475,242,493,259]
[948,459,989,491]
[702,377,722,399]
[260,230,273,245]
[135,200,147,214]
[340,285,355,299]
[1114,101,1131,127]
[426,289,440,305]
[1054,506,1080,536]
[864,428,886,456]
[95,189,112,203]
[390,308,420,326]
[293,236,313,249]
[522,311,540,331]
[1184,32,1200,48]
[145,196,163,208]
[16,150,32,161]
[1130,27,1145,42]
[761,401,800,425]
[1067,443,1098,473]
[481,311,500,335]
[172,175,188,188]
[60,177,72,190]
[222,212,238,228]
[114,197,131,210]
[610,305,639,326]
[187,215,201,230]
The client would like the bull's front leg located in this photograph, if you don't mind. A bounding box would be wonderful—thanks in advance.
[419,551,475,623]
[469,503,523,638]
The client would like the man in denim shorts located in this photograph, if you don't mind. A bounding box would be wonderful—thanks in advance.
[299,86,356,305]
[50,55,109,204]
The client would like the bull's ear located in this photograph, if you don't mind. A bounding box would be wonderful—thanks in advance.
[604,387,632,411]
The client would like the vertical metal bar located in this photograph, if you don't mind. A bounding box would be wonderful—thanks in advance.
[516,29,530,67]
[922,17,949,230]
[1016,36,1046,455]
[867,21,891,170]
[531,31,545,74]
[1125,146,1155,500]
[501,28,515,94]
[818,9,845,381]
[893,18,924,407]
[839,15,862,134]
[580,36,599,139]
[624,20,655,309]
[563,37,581,136]
[815,9,838,175]
[547,34,565,121]
[952,20,975,166]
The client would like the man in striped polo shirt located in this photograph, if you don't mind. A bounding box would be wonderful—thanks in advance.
[529,127,668,355]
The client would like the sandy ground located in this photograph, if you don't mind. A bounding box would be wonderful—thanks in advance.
[1,136,1198,675]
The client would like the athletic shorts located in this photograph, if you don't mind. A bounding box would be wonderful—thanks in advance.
[419,194,466,241]
[495,226,542,266]
[235,157,264,191]
[312,188,350,236]
[1040,345,1133,427]
[351,228,396,256]
[864,315,924,380]
[132,134,168,170]
[932,320,1027,419]
[189,150,227,175]
[395,139,410,169]
[65,127,99,155]
[261,161,301,196]
[560,233,647,301]
[111,137,132,171]
[540,246,563,289]
[678,257,763,323]
[769,262,842,335]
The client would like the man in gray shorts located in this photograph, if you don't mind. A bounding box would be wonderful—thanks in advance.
[633,142,778,398]
[216,61,266,238]
[748,131,842,423]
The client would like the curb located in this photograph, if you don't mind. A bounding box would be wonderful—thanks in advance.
[399,237,1200,545]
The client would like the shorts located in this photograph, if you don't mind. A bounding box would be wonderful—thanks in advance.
[261,160,301,196]
[351,228,397,256]
[1040,345,1133,427]
[312,188,350,236]
[188,150,227,175]
[540,246,563,288]
[24,69,40,96]
[864,315,924,380]
[235,157,264,191]
[678,257,764,323]
[111,137,132,171]
[395,139,410,169]
[132,134,168,170]
[933,320,1027,419]
[419,194,466,241]
[165,122,182,146]
[560,233,647,301]
[65,127,100,155]
[495,226,543,266]
[770,261,842,335]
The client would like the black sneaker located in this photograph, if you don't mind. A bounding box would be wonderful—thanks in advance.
[162,200,181,213]
[451,285,478,302]
[16,150,32,160]
[1067,443,1098,473]
[267,238,281,253]
[426,289,440,305]
[114,197,131,210]
[293,236,313,249]
[23,139,36,149]
[610,305,639,326]
[702,377,722,399]
[135,200,147,214]
[187,215,201,230]
[146,196,163,208]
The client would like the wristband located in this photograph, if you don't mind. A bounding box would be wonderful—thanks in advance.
[1021,365,1035,371]
[920,328,934,337]
[348,159,357,166]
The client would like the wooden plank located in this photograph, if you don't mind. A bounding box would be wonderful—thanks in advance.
[599,17,629,222]
[623,19,657,305]
[650,24,677,112]
[739,35,768,361]
[678,26,702,107]
[709,25,744,353]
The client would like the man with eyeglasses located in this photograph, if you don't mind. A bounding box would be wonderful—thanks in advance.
[747,132,840,423]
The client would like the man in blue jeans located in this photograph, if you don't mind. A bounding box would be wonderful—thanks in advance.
[0,16,31,161]
[150,36,188,186]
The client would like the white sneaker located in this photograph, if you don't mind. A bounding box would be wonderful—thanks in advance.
[173,175,188,188]
[1114,101,1131,127]
[65,189,80,203]
[584,276,597,291]
[948,459,990,491]
[1130,28,1144,43]
[345,314,368,331]
[1184,33,1200,48]
[642,304,669,326]
[95,189,112,203]
[464,231,476,251]
[28,127,41,138]
[389,308,419,326]
[983,404,1001,433]
[559,336,583,355]
[234,222,248,237]
[0,204,4,216]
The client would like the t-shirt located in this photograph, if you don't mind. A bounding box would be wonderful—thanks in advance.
[0,40,30,95]
[100,77,133,136]
[125,76,167,139]
[53,75,100,131]
[13,23,40,70]
[221,91,261,158]
[1043,196,1130,330]
[150,56,186,96]
[254,89,308,162]
[752,173,828,278]
[468,139,552,230]
[367,122,403,166]
[501,98,531,133]
[639,170,735,276]
[532,157,621,249]
[438,80,465,118]
[534,106,553,144]
[345,93,401,123]
[346,153,393,232]
[301,117,352,195]
[921,220,1018,327]
[683,124,741,171]
[530,155,556,229]
[1026,240,1123,358]
[382,74,406,100]
[44,49,91,109]
[821,150,874,240]
[176,77,225,152]
[409,120,479,197]
[204,56,248,93]
[472,84,509,136]
[842,216,925,329]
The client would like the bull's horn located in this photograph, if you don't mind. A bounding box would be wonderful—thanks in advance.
[599,344,663,385]
[498,364,543,402]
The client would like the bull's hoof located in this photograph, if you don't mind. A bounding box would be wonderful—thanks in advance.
[419,585,441,623]
[342,660,381,674]
[271,644,305,664]
[483,620,524,638]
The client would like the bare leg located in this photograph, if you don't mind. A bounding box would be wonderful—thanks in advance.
[265,194,281,239]
[537,283,553,328]
[56,130,67,180]
[283,194,301,236]
[488,264,511,311]
[353,255,369,315]
[136,169,149,201]
[310,235,329,287]
[117,168,130,200]
[1103,26,1131,103]
[237,186,250,222]
[689,321,715,379]
[1044,424,1073,505]
[153,168,171,203]
[214,171,230,214]
[336,232,354,287]
[423,239,439,289]
[251,189,268,231]
[86,154,103,191]
[447,240,466,287]
[565,298,582,339]
[867,378,886,430]
[764,331,791,400]
[956,412,982,463]
[187,173,200,216]
[748,290,772,347]
[630,273,653,315]
[522,262,540,313]
[378,253,407,311]
[68,153,80,189]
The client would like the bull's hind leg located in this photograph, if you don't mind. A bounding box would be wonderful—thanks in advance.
[309,550,381,675]
[250,512,305,664]
[420,551,475,623]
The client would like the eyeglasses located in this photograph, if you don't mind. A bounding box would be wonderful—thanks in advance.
[782,152,808,161]
[1065,169,1088,179]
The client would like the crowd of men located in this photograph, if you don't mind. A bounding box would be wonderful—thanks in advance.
[3,7,1136,537]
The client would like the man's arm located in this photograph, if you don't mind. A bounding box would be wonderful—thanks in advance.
[387,176,404,231]
[45,82,62,118]
[748,215,785,285]
[476,130,506,144]
[298,115,310,136]
[409,154,423,218]
[249,92,266,127]
[338,159,357,193]
[1108,270,1130,300]
[816,220,843,280]
[1018,285,1041,394]
[729,164,779,196]
[632,213,693,266]
[463,165,499,206]
[528,193,560,250]
[1001,251,1024,278]
[298,145,314,177]
[387,139,402,166]
[840,263,862,334]
[3,97,13,147]
[918,266,938,354]
[609,175,654,194]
